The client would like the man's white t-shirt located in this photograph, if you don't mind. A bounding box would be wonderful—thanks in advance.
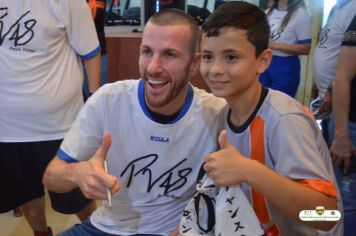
[58,80,227,235]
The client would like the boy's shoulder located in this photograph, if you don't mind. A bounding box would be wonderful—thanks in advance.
[261,89,314,121]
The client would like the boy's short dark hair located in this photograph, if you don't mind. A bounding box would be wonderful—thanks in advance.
[202,2,270,56]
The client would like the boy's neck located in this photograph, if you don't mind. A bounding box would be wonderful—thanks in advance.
[228,84,262,127]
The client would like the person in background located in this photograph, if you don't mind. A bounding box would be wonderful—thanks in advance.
[311,0,356,119]
[43,9,226,236]
[198,2,342,235]
[260,0,311,98]
[327,14,356,236]
[0,0,101,235]
[84,0,108,101]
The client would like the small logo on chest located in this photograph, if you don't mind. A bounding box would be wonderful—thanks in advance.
[150,136,169,143]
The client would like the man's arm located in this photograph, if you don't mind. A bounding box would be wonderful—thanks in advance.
[83,52,101,95]
[43,134,120,199]
[330,45,356,174]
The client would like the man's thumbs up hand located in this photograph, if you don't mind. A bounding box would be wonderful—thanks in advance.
[74,133,120,200]
[94,133,112,163]
[203,130,247,186]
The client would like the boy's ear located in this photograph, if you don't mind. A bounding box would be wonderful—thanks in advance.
[258,48,272,74]
[189,52,201,76]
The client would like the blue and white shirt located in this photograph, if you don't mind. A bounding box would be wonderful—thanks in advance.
[268,7,311,57]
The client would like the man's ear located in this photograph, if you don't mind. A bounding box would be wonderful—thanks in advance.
[258,48,272,74]
[189,52,201,76]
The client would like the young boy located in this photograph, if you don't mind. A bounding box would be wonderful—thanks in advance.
[187,2,342,235]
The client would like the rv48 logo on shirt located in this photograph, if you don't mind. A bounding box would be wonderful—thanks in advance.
[121,154,192,197]
[0,7,37,48]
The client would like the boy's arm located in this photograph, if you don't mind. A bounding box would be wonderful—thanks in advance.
[204,131,337,231]
[43,134,120,199]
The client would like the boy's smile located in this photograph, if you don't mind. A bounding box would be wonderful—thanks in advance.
[200,27,270,104]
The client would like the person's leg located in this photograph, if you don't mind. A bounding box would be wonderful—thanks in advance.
[19,196,48,232]
[0,142,52,235]
[13,207,23,217]
[75,200,97,222]
[59,219,163,236]
[0,144,29,214]
[334,167,356,236]
[343,120,356,236]
[58,219,110,236]
[328,118,356,236]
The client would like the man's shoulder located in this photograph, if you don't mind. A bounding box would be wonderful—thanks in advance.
[94,79,139,99]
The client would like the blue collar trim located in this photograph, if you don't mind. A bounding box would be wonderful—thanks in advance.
[137,79,194,124]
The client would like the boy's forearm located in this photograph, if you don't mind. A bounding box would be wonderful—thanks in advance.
[245,160,338,231]
[43,156,78,193]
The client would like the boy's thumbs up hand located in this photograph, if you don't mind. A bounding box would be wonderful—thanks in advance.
[218,130,231,150]
[204,130,247,186]
[74,133,120,200]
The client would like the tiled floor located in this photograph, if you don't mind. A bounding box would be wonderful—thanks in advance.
[0,193,97,236]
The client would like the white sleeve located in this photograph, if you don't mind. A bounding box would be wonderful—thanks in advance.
[58,91,104,162]
[294,8,312,43]
[268,113,331,181]
[50,0,99,57]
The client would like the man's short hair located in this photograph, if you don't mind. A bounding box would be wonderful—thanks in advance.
[147,9,200,53]
[202,2,270,56]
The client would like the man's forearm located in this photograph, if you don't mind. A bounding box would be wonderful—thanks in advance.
[42,156,78,193]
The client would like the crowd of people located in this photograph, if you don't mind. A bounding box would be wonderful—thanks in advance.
[0,0,355,236]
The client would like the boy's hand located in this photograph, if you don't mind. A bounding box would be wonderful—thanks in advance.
[168,226,179,236]
[73,133,120,200]
[203,130,248,186]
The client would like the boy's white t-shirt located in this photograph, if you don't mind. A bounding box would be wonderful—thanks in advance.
[226,89,343,236]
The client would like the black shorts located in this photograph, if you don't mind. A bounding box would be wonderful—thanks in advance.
[0,140,92,214]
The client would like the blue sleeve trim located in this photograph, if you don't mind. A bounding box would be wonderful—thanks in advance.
[297,39,311,44]
[80,46,101,60]
[57,149,78,163]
